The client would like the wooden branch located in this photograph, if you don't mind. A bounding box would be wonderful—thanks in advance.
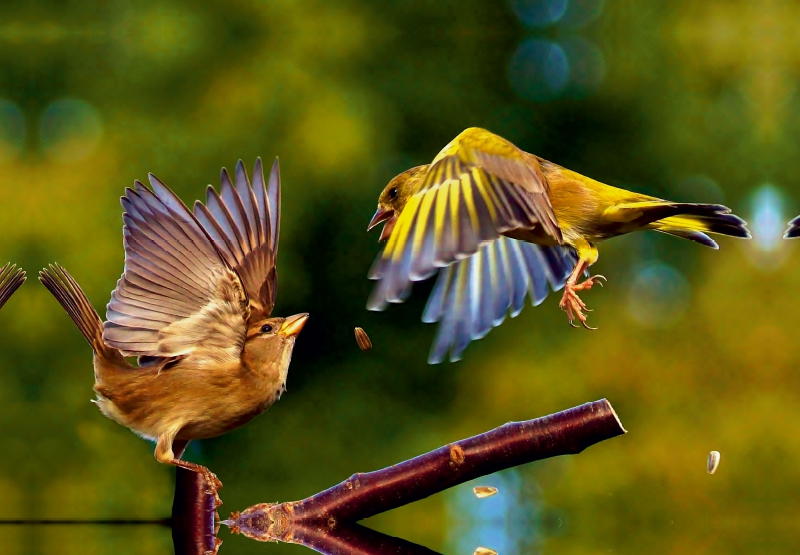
[172,468,220,555]
[227,399,625,537]
[260,521,442,554]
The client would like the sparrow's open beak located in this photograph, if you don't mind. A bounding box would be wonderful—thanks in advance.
[368,207,397,242]
[279,313,309,337]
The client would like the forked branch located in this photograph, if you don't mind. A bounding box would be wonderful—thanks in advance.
[227,398,625,540]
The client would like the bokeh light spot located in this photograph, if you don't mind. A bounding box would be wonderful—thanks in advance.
[560,37,605,98]
[627,261,690,328]
[508,39,569,102]
[40,98,103,162]
[447,470,539,555]
[509,0,569,27]
[0,99,25,161]
[749,185,784,252]
[560,0,605,28]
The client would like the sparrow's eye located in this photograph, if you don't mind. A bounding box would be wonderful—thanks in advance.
[387,187,398,200]
[260,324,273,333]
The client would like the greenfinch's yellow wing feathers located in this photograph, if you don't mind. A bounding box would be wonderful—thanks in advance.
[368,128,562,310]
[422,237,575,363]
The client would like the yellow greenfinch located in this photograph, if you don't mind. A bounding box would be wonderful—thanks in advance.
[367,127,750,363]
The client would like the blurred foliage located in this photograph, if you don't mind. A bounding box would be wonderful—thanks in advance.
[0,0,799,554]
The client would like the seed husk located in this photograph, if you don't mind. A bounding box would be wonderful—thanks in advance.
[354,327,372,351]
[472,486,498,498]
[707,450,720,474]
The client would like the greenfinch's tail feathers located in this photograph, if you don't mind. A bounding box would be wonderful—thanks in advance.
[650,203,750,248]
[607,201,750,247]
[422,238,575,364]
[785,216,800,238]
[654,228,720,249]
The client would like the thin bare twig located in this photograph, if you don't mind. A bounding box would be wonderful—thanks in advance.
[228,398,625,538]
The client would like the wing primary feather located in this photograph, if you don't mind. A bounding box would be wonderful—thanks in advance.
[234,160,259,251]
[427,266,460,364]
[422,265,452,323]
[506,239,528,317]
[520,243,550,305]
[455,178,479,257]
[448,264,472,362]
[267,158,280,254]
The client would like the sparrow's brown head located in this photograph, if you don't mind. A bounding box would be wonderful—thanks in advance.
[243,313,309,372]
[368,165,429,241]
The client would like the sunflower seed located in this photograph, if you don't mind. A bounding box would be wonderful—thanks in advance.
[472,486,498,498]
[354,327,372,351]
[707,451,720,474]
[474,548,497,555]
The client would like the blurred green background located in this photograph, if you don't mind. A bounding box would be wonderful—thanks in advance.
[1,0,799,553]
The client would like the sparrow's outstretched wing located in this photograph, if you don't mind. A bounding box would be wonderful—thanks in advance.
[103,174,248,368]
[193,158,280,321]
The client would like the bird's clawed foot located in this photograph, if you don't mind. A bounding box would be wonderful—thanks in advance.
[204,536,223,555]
[559,275,606,329]
[200,468,224,508]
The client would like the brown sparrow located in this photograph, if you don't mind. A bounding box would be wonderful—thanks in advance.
[40,158,307,505]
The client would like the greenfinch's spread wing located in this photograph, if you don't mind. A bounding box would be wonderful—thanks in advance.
[102,175,248,366]
[422,237,575,363]
[194,158,280,321]
[0,263,24,311]
[369,127,561,310]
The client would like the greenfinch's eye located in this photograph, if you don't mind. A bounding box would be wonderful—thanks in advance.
[260,324,273,333]
[388,187,398,200]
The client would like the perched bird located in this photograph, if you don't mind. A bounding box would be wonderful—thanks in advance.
[367,128,750,363]
[40,159,307,504]
[0,263,25,310]
[785,216,800,238]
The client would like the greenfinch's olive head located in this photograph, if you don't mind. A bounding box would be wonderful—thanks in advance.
[368,165,428,241]
[379,165,427,212]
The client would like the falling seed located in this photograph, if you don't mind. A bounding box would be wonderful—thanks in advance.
[354,327,372,351]
[473,548,497,555]
[472,486,498,498]
[707,450,720,474]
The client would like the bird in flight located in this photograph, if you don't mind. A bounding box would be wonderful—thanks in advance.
[40,159,307,505]
[367,127,750,363]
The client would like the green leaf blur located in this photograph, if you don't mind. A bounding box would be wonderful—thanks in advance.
[0,0,797,554]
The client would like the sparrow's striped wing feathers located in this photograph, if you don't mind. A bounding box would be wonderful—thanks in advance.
[194,158,280,320]
[423,237,576,363]
[103,175,248,366]
[0,263,25,310]
[368,127,562,310]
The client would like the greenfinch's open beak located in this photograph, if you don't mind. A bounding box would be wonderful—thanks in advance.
[368,207,393,231]
[368,207,397,242]
[279,313,309,337]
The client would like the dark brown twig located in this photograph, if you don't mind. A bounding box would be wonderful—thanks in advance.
[172,468,221,555]
[227,398,625,537]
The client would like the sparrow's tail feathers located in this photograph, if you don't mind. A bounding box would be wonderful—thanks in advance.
[40,264,111,356]
[0,263,25,310]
